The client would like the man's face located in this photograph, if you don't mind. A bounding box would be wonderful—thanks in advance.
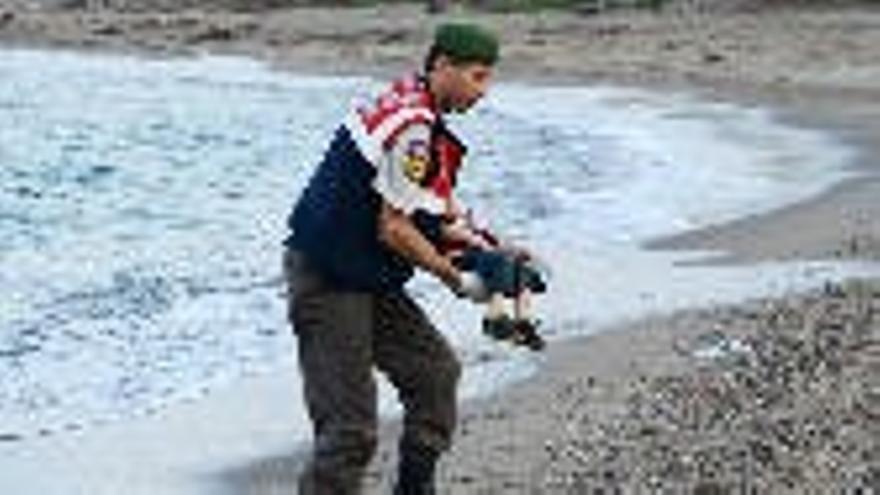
[437,59,494,113]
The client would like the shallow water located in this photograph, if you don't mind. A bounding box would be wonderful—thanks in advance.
[0,49,868,449]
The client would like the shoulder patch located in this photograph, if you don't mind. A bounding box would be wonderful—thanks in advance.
[402,139,431,184]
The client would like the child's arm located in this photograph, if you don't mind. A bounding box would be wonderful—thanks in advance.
[443,197,538,265]
[442,198,498,251]
[441,216,495,252]
[496,240,534,262]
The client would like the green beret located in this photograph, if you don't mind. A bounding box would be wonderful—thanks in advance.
[433,22,500,66]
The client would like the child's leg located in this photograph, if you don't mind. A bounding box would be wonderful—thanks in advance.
[483,292,517,340]
[486,292,506,320]
[510,255,533,321]
[513,289,532,322]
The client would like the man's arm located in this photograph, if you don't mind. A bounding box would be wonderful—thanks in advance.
[372,122,487,299]
[378,201,461,290]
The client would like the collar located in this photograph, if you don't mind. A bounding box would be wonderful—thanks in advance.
[416,72,440,116]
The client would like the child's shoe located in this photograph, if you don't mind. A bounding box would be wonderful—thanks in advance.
[482,315,516,341]
[483,316,545,351]
[512,319,546,351]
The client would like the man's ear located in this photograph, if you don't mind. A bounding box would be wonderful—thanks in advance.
[433,54,454,73]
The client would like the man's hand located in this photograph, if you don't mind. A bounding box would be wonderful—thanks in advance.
[497,241,533,262]
[455,271,490,303]
[379,201,465,293]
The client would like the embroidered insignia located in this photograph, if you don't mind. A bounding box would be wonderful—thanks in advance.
[403,140,430,184]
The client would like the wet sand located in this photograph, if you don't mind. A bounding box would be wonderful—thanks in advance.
[2,3,879,493]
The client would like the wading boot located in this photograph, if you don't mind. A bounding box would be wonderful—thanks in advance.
[393,442,438,495]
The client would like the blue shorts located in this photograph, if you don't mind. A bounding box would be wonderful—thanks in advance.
[452,248,546,297]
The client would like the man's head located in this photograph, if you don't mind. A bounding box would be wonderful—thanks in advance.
[425,22,499,114]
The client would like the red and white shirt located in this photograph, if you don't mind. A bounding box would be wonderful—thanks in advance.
[345,74,466,217]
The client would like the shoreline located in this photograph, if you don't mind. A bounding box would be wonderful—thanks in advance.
[2,4,879,493]
[217,25,880,495]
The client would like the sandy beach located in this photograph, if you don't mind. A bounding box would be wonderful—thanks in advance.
[2,2,879,493]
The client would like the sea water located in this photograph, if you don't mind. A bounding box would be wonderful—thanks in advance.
[0,49,870,467]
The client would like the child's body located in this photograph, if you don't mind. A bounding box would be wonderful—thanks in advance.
[441,215,547,351]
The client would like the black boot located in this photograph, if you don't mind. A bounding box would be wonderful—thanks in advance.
[393,442,438,495]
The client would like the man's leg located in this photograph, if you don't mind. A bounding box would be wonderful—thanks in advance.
[374,291,462,493]
[284,251,378,495]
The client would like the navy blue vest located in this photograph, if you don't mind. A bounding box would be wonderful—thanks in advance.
[284,126,414,291]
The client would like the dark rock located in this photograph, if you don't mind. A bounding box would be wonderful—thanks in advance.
[702,51,725,64]
[0,433,22,442]
[91,23,123,36]
[188,23,236,42]
[0,10,15,27]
